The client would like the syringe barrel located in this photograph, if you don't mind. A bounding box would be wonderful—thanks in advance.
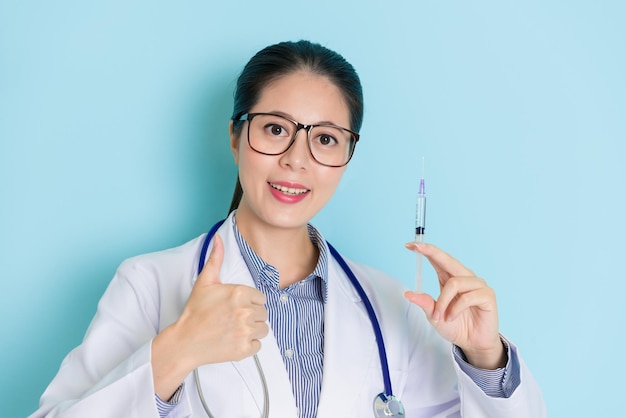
[415,195,426,237]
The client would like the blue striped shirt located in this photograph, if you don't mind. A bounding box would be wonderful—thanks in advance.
[232,216,328,418]
[454,337,520,397]
[155,220,519,415]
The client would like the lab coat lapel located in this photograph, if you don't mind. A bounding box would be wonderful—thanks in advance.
[316,257,379,416]
[214,217,298,416]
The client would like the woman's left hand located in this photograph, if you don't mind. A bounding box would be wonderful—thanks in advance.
[404,243,506,370]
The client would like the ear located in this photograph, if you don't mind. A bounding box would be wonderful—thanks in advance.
[229,120,240,165]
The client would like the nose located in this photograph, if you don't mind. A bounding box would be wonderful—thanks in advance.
[279,128,311,169]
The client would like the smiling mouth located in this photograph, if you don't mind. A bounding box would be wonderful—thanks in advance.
[269,182,310,196]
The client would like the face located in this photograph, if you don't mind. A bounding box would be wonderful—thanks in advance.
[230,70,351,231]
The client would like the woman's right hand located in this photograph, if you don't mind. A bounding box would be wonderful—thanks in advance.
[151,235,269,400]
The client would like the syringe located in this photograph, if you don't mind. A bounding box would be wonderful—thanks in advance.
[415,159,426,292]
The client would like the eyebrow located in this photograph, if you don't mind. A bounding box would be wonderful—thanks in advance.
[265,110,341,127]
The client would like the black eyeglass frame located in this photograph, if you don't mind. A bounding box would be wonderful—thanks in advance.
[235,112,360,168]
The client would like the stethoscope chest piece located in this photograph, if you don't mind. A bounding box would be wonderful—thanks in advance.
[373,393,405,417]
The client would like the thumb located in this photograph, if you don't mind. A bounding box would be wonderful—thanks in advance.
[198,234,224,286]
[404,291,436,321]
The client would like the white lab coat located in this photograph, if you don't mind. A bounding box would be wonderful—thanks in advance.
[31,213,546,417]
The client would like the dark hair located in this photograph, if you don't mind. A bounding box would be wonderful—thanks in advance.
[228,40,364,213]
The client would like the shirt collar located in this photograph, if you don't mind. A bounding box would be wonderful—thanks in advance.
[231,214,329,302]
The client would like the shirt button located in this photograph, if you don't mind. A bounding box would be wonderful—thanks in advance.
[284,348,294,359]
[279,293,289,303]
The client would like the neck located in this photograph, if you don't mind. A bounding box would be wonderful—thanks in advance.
[234,209,319,289]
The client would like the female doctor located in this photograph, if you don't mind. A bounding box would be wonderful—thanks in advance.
[31,40,546,417]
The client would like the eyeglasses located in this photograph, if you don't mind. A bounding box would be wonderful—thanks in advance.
[236,112,359,167]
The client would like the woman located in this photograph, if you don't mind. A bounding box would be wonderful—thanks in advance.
[32,40,546,417]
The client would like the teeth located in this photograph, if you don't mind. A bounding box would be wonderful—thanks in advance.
[270,183,309,195]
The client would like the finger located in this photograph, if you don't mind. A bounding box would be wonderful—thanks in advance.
[248,339,262,356]
[250,322,270,340]
[404,291,436,321]
[406,242,475,278]
[445,287,496,321]
[434,276,486,320]
[426,256,452,288]
[198,234,224,285]
[405,243,452,287]
[251,304,269,323]
[232,339,263,361]
[249,288,267,306]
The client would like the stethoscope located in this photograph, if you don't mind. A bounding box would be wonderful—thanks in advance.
[194,219,405,417]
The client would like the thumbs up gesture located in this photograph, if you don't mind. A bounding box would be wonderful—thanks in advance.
[178,235,269,364]
[152,235,269,399]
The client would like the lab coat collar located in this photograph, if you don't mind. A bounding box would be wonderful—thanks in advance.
[194,213,376,416]
[212,214,298,416]
[316,255,378,416]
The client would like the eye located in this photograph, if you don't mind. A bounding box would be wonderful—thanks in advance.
[316,134,338,146]
[265,123,290,137]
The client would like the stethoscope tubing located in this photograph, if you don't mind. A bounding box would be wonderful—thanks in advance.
[195,219,399,415]
[326,242,394,398]
[197,219,225,276]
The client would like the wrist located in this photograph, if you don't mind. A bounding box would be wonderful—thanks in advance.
[152,325,195,400]
[462,338,507,370]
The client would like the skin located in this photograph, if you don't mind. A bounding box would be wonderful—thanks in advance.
[151,70,504,401]
[404,243,506,370]
[231,71,349,286]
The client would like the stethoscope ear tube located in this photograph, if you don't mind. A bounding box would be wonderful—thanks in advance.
[196,219,268,417]
[197,220,404,417]
[327,242,394,398]
[197,219,226,276]
[328,242,406,418]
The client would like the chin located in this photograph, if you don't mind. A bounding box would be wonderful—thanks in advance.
[238,194,324,230]
[262,211,313,230]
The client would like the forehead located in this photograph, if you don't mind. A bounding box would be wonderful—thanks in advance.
[253,71,350,127]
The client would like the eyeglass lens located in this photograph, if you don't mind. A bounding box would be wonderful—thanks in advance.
[247,114,355,167]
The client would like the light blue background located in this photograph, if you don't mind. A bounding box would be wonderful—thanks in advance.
[1,1,624,416]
